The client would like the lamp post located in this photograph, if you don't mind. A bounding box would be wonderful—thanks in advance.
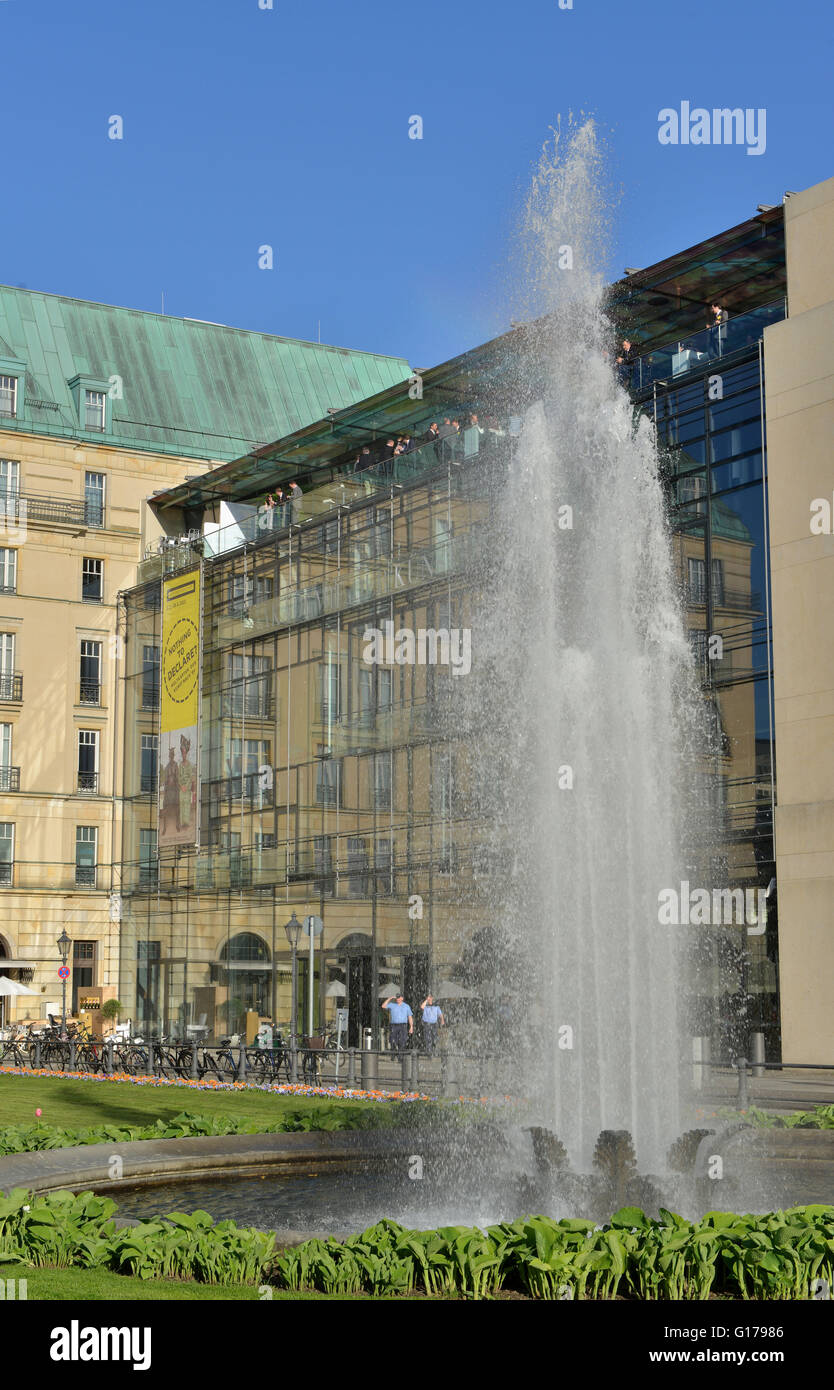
[284,912,302,1046]
[57,929,71,1039]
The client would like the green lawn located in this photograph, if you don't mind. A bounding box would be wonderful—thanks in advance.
[0,1262,384,1300]
[0,1072,409,1132]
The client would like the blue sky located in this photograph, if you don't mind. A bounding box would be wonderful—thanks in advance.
[1,0,831,368]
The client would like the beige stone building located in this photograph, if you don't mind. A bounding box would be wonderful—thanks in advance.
[0,286,411,1025]
[764,176,834,1062]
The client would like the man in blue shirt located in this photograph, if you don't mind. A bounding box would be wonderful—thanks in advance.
[420,994,445,1055]
[382,992,413,1057]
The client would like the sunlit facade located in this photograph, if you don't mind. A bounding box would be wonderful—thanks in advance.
[117,189,829,1062]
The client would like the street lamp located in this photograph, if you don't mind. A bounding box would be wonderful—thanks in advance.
[57,929,71,1039]
[284,913,302,1045]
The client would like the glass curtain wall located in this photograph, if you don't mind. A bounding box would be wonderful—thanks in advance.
[650,348,779,1060]
[119,441,495,1045]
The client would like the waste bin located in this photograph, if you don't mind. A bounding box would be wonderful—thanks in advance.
[362,1027,373,1050]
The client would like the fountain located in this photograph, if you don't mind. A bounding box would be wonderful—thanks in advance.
[457,119,712,1184]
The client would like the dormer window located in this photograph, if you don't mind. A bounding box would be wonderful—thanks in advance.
[68,375,110,436]
[84,389,106,432]
[0,376,17,419]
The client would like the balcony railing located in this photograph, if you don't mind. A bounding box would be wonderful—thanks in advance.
[0,674,23,702]
[205,771,274,806]
[79,680,102,705]
[686,585,762,612]
[135,435,501,587]
[75,864,98,887]
[622,300,785,393]
[77,771,99,793]
[0,767,20,792]
[0,492,90,528]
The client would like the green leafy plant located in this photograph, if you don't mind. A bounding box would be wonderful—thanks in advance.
[267,1204,834,1301]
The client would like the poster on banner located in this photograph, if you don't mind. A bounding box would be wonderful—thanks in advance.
[159,569,201,847]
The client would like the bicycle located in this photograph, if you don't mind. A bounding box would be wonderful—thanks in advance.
[0,1036,29,1068]
[248,1035,292,1085]
[202,1040,241,1081]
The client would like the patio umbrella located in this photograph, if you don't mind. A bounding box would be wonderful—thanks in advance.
[377,982,402,998]
[325,980,346,997]
[0,977,36,996]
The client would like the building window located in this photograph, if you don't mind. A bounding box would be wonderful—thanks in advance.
[84,471,106,527]
[220,830,251,888]
[227,573,274,614]
[75,826,97,886]
[84,390,106,432]
[374,753,392,810]
[80,640,102,705]
[0,550,16,594]
[0,632,16,700]
[225,653,271,717]
[688,557,706,604]
[346,836,369,898]
[359,666,392,725]
[77,729,99,793]
[139,828,158,887]
[688,556,725,605]
[226,738,271,799]
[82,557,103,603]
[0,723,12,790]
[71,940,96,1014]
[320,660,342,723]
[0,378,17,420]
[0,821,13,884]
[315,756,342,808]
[711,557,725,605]
[140,733,158,793]
[0,460,19,500]
[313,835,333,892]
[142,645,160,709]
[375,837,395,895]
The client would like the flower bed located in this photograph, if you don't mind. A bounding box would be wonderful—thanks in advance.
[0,1065,429,1104]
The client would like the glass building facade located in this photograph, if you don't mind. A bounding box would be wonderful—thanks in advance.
[118,206,786,1060]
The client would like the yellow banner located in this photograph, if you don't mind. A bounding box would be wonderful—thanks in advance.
[161,572,200,732]
[159,570,201,848]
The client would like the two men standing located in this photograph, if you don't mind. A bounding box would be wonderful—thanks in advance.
[381,991,445,1056]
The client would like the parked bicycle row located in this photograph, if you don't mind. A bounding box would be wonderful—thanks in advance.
[0,1030,515,1097]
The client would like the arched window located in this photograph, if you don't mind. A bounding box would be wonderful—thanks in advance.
[219,932,270,963]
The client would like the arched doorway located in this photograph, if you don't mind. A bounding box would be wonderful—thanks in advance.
[217,932,270,1036]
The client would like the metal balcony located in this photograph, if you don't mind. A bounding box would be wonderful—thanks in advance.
[0,674,23,702]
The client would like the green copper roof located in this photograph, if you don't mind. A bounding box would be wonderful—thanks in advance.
[0,285,412,461]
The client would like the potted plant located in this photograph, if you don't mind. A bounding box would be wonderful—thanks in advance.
[100,998,123,1034]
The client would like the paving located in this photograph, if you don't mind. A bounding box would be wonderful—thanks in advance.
[695,1066,834,1115]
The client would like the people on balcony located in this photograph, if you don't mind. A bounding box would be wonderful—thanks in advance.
[463,412,485,456]
[288,480,303,522]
